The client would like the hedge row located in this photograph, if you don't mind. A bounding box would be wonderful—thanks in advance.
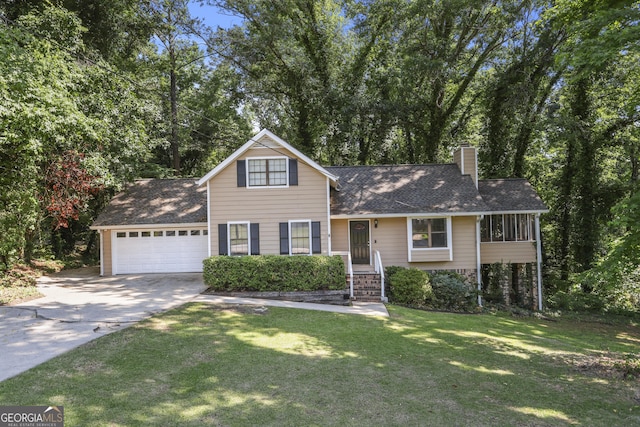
[203,255,346,292]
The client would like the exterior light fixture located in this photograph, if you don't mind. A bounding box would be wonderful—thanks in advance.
[374,219,378,228]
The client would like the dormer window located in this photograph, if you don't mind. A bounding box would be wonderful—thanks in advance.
[236,157,299,188]
[248,157,287,187]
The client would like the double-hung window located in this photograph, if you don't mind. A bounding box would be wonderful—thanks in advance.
[218,222,260,256]
[248,158,287,187]
[228,222,249,256]
[279,221,321,255]
[411,218,448,248]
[290,221,311,255]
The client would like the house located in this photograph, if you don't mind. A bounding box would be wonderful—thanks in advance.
[91,129,548,308]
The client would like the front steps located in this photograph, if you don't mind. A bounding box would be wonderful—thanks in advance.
[350,272,384,302]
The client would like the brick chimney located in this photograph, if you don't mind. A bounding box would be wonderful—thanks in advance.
[453,144,478,187]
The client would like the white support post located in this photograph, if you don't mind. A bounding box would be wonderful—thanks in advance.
[476,215,483,307]
[535,214,543,311]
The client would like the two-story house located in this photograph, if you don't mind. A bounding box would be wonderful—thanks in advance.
[92,129,548,308]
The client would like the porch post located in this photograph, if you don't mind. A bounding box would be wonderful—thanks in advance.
[535,213,543,311]
[476,215,483,307]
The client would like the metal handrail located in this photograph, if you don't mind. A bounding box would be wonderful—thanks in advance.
[374,250,387,302]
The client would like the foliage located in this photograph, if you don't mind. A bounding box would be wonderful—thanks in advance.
[386,267,432,306]
[481,262,510,304]
[203,255,345,292]
[429,271,477,312]
[1,304,638,425]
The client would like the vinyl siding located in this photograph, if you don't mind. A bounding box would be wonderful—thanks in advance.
[208,146,330,255]
[480,241,537,264]
[331,216,478,271]
[103,230,112,276]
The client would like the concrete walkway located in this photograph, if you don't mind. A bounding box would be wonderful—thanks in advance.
[0,269,388,382]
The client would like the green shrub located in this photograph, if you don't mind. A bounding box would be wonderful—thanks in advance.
[546,289,606,312]
[387,267,431,306]
[429,271,476,311]
[203,255,345,292]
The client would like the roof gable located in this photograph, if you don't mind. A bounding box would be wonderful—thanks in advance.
[197,129,338,186]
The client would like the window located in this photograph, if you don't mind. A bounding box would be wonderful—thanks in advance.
[229,223,249,256]
[290,221,311,255]
[191,230,200,236]
[129,232,138,238]
[141,231,151,237]
[116,232,126,238]
[166,230,176,237]
[153,231,163,237]
[248,158,287,187]
[411,218,448,249]
[481,214,535,242]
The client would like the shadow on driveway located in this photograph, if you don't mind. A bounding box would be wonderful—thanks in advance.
[0,268,207,382]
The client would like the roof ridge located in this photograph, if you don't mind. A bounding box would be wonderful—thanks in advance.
[326,163,458,168]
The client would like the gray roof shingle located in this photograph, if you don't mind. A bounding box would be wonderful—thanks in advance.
[478,179,548,212]
[92,179,206,227]
[325,164,488,215]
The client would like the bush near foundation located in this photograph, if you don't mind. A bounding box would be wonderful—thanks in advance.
[203,255,345,292]
[430,271,477,311]
[386,267,432,306]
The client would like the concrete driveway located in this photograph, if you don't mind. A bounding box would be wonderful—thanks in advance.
[0,268,388,383]
[0,268,207,382]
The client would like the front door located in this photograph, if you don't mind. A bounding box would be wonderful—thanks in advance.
[350,221,370,264]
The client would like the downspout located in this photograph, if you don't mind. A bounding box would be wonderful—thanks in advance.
[206,180,212,257]
[476,215,483,307]
[535,213,543,311]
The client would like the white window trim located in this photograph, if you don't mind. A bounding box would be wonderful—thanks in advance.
[288,219,312,256]
[406,217,453,262]
[246,156,289,189]
[227,221,251,256]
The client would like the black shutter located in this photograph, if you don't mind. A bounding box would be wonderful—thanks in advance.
[289,158,298,186]
[237,160,246,187]
[218,224,228,255]
[279,222,289,255]
[250,223,260,255]
[311,221,321,254]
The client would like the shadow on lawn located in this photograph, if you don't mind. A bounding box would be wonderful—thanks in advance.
[1,302,638,426]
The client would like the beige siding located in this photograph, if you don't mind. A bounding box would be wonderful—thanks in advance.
[481,241,537,264]
[331,216,478,271]
[331,219,349,252]
[463,147,477,185]
[453,147,477,186]
[103,230,112,276]
[208,145,330,255]
[421,216,477,270]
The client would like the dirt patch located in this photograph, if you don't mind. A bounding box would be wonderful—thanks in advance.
[571,352,640,380]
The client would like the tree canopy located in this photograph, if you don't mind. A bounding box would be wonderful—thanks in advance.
[1,0,639,312]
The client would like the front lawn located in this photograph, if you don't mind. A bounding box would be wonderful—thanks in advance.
[0,303,638,426]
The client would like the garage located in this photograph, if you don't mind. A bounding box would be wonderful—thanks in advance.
[112,228,208,274]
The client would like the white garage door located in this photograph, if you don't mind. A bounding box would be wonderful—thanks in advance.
[112,228,209,274]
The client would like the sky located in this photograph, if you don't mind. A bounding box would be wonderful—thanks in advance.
[188,2,243,30]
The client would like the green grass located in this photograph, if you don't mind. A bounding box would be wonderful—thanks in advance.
[1,303,638,426]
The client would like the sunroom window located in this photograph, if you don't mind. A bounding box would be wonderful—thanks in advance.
[411,218,448,249]
[248,158,287,187]
[481,214,535,242]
